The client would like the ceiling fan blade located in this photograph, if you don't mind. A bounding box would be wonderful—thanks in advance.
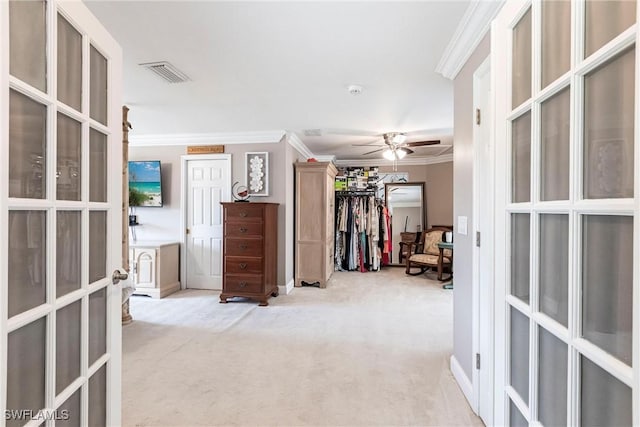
[351,142,385,147]
[362,148,386,155]
[401,148,414,155]
[404,140,441,147]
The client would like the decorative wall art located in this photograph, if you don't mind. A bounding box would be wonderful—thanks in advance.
[246,152,269,196]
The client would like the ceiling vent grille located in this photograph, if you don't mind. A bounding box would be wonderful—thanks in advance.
[140,61,190,83]
[303,129,323,137]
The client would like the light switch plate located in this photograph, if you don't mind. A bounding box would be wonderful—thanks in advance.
[457,216,468,235]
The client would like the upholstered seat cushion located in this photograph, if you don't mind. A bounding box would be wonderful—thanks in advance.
[408,254,451,265]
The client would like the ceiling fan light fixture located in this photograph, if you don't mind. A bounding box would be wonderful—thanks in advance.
[392,133,407,144]
[396,148,408,159]
[383,149,396,161]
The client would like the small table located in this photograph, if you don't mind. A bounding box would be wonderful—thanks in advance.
[437,241,453,289]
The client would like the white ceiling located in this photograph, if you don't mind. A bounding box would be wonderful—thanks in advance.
[85,1,470,160]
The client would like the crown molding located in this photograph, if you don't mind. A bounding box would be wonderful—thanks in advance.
[335,154,453,167]
[128,130,287,147]
[314,155,336,162]
[436,0,504,80]
[285,132,314,159]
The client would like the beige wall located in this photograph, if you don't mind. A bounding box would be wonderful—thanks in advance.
[453,32,491,380]
[378,162,453,228]
[129,140,305,288]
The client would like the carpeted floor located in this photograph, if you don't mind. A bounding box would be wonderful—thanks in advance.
[123,268,482,427]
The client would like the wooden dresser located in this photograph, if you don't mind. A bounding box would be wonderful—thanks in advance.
[220,202,279,306]
[294,162,338,288]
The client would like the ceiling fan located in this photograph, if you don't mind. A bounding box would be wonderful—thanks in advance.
[351,132,441,160]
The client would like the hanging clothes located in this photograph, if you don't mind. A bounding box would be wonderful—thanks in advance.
[334,194,389,272]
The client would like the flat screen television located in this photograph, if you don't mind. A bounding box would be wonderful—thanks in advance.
[128,160,163,207]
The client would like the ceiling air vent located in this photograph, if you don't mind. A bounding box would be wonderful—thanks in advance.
[303,129,323,137]
[140,61,190,83]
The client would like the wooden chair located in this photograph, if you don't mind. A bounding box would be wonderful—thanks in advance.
[405,227,452,280]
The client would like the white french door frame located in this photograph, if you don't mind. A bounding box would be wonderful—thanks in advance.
[471,55,495,425]
[0,1,123,425]
[492,0,639,425]
[180,154,232,290]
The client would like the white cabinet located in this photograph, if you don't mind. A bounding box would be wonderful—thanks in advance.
[129,241,180,298]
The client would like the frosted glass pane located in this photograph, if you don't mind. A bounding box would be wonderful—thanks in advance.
[89,288,107,365]
[8,211,46,318]
[512,8,531,108]
[510,306,529,402]
[89,211,107,283]
[539,214,569,326]
[584,48,634,199]
[510,400,528,427]
[511,214,530,303]
[57,113,82,201]
[7,318,46,427]
[90,129,108,202]
[9,0,46,92]
[542,1,570,88]
[57,389,81,427]
[538,328,567,427]
[541,88,570,201]
[56,301,81,395]
[57,14,82,110]
[90,46,108,125]
[9,90,47,199]
[88,364,107,427]
[585,0,635,57]
[512,112,531,203]
[580,356,631,426]
[582,216,633,365]
[57,211,81,298]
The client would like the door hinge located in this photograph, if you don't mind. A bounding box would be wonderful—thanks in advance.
[476,231,481,247]
[476,353,481,370]
[186,228,190,235]
[476,108,481,125]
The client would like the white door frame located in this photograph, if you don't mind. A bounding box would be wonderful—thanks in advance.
[471,55,494,425]
[180,154,232,290]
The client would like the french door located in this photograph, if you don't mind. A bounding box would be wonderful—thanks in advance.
[0,1,123,426]
[493,0,638,425]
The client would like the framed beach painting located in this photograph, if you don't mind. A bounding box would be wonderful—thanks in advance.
[128,160,163,207]
[246,152,269,196]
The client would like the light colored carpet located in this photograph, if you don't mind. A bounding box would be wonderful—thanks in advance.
[123,268,482,427]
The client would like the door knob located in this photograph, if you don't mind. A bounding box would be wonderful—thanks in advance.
[112,269,128,285]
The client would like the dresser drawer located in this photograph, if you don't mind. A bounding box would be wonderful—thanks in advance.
[224,274,263,294]
[225,256,263,274]
[224,238,263,256]
[224,204,264,222]
[225,222,263,237]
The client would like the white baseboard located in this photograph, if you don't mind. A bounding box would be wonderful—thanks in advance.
[450,355,474,409]
[279,279,295,295]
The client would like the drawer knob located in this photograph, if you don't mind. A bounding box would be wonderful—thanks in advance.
[239,263,247,270]
[239,281,247,288]
[239,211,248,218]
[239,227,248,233]
[239,244,248,250]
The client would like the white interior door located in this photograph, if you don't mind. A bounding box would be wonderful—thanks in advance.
[0,1,123,426]
[472,56,494,425]
[183,156,231,290]
[492,1,638,425]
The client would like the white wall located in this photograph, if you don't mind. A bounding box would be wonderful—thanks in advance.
[453,33,491,380]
